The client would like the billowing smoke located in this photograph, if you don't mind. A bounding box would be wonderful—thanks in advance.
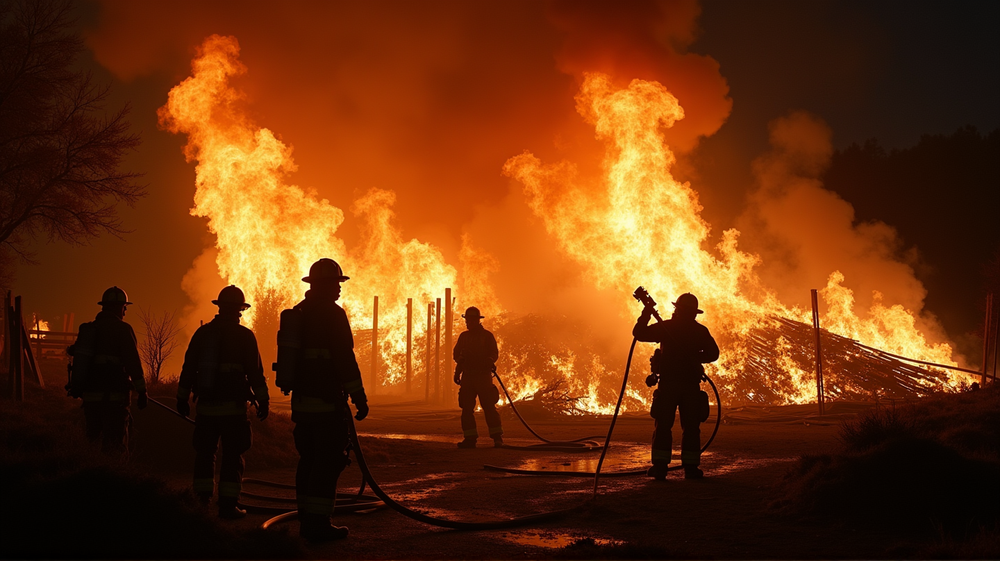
[736,111,954,353]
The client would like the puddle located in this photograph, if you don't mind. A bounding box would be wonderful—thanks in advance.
[510,443,718,473]
[708,456,796,475]
[359,432,459,444]
[503,530,624,549]
[380,472,462,501]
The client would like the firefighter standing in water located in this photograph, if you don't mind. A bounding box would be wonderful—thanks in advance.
[453,307,503,448]
[634,293,719,480]
[176,285,269,519]
[274,258,368,542]
[67,286,147,455]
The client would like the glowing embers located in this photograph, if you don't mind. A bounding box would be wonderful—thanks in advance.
[502,530,625,549]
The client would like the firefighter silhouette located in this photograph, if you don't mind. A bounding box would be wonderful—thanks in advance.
[633,293,719,480]
[66,286,146,456]
[273,258,368,542]
[176,285,269,519]
[453,306,503,448]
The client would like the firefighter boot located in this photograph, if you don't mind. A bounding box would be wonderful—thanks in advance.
[457,438,477,449]
[300,513,349,542]
[646,464,669,481]
[684,466,704,479]
[493,436,504,448]
[218,497,247,520]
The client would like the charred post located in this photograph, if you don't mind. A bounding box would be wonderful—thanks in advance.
[435,297,441,403]
[982,293,993,386]
[406,298,412,394]
[992,301,999,383]
[810,289,825,415]
[371,295,378,395]
[12,296,23,401]
[444,288,453,403]
[425,302,432,402]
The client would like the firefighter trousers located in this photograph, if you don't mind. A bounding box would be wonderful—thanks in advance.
[193,414,252,499]
[458,374,503,440]
[83,400,130,455]
[650,386,702,466]
[292,411,350,516]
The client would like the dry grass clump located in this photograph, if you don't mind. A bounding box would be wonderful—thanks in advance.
[775,385,1000,555]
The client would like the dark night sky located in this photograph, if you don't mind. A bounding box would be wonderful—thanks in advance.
[10,0,999,367]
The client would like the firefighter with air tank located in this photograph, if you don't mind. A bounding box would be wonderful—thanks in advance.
[274,258,369,542]
[453,306,504,448]
[634,292,719,480]
[66,286,147,455]
[176,285,269,519]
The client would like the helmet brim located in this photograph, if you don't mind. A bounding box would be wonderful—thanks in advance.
[212,300,251,310]
[98,300,133,306]
[302,275,350,283]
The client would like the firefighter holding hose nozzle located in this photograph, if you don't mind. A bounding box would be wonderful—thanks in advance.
[176,285,269,520]
[274,258,368,542]
[453,306,504,448]
[634,292,719,480]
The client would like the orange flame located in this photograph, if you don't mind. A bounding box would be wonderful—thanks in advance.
[504,73,971,405]
[159,35,460,390]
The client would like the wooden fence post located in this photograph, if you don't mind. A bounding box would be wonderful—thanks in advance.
[425,302,432,402]
[12,296,23,401]
[982,293,993,386]
[434,298,441,403]
[406,298,412,394]
[810,289,825,415]
[444,288,453,404]
[370,296,378,395]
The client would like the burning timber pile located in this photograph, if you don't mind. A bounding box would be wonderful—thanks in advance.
[474,312,960,413]
[738,316,956,404]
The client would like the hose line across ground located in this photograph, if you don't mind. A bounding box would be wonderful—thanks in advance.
[485,343,722,479]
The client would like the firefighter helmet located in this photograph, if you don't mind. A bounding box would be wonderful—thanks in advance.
[302,258,349,283]
[212,285,251,310]
[98,286,132,306]
[462,306,484,320]
[672,293,703,314]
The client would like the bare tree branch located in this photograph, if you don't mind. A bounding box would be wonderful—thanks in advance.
[137,308,181,384]
[0,0,145,282]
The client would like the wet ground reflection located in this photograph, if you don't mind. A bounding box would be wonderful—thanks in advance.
[502,530,625,549]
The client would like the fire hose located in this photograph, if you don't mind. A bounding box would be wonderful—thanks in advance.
[146,397,385,520]
[146,337,637,532]
[490,368,606,452]
[146,296,721,530]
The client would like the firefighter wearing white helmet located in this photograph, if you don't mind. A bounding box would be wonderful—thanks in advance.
[66,286,146,455]
[177,285,269,519]
[633,292,719,480]
[274,258,367,542]
[452,306,503,448]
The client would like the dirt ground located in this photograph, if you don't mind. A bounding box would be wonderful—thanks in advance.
[123,394,943,559]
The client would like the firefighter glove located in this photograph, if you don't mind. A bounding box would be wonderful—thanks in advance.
[354,400,369,421]
[137,391,148,410]
[256,399,269,421]
[177,398,190,418]
[645,373,658,387]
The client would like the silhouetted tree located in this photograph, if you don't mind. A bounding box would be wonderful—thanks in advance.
[824,126,1000,346]
[0,0,143,278]
[137,308,180,383]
